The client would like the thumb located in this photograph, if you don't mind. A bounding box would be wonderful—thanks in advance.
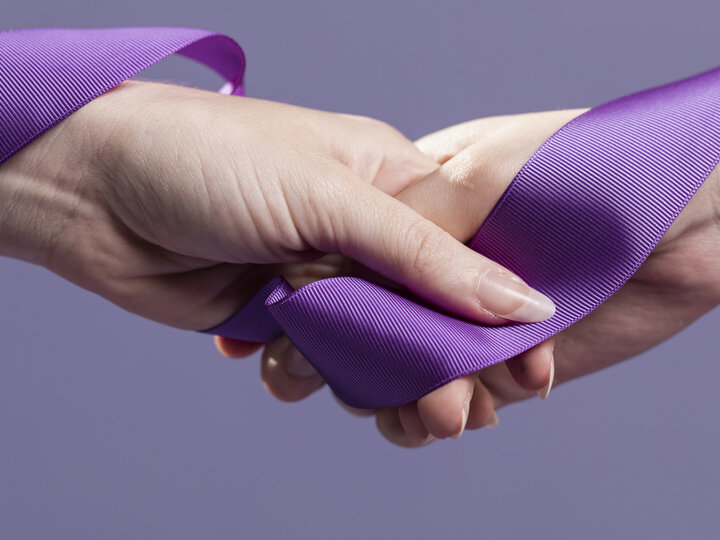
[323,173,555,325]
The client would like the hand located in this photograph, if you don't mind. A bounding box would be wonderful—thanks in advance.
[375,108,720,445]
[226,107,720,448]
[0,80,556,330]
[0,81,557,441]
[221,111,591,446]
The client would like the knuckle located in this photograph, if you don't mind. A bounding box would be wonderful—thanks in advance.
[404,221,446,278]
[446,143,495,192]
[346,114,408,142]
[355,114,394,132]
[301,175,349,252]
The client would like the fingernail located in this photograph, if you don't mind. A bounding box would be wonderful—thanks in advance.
[485,412,499,429]
[537,356,555,400]
[421,433,436,446]
[284,346,317,378]
[477,270,555,323]
[451,391,472,440]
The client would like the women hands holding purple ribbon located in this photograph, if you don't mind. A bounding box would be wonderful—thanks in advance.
[218,105,720,447]
[217,101,720,447]
[2,79,719,448]
[0,80,556,442]
[369,110,720,446]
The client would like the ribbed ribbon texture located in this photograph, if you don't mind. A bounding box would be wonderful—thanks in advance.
[2,27,718,409]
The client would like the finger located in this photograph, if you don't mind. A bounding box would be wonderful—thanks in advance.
[332,391,374,417]
[476,361,541,409]
[398,402,434,445]
[214,336,264,358]
[395,142,513,242]
[405,111,591,242]
[417,374,475,440]
[414,109,587,164]
[282,254,348,289]
[466,377,499,430]
[348,118,440,195]
[375,408,430,448]
[260,336,325,402]
[414,115,517,164]
[505,337,556,399]
[327,175,555,325]
[390,144,556,323]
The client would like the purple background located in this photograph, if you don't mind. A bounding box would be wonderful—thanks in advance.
[2,1,719,538]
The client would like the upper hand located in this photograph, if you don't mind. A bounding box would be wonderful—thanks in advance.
[0,81,558,446]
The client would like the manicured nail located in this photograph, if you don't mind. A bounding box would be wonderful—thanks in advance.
[451,391,472,440]
[284,346,317,378]
[537,357,555,400]
[477,270,555,323]
[485,412,499,429]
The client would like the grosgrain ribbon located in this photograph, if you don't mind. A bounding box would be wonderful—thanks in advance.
[207,56,720,409]
[0,27,246,163]
[2,28,718,409]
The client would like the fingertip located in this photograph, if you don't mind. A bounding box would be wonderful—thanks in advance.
[375,408,406,446]
[398,402,433,445]
[505,337,555,395]
[466,377,497,430]
[332,392,375,417]
[375,408,429,448]
[538,353,555,400]
[476,269,556,324]
[214,335,264,358]
[260,337,325,402]
[417,375,475,440]
[284,345,318,378]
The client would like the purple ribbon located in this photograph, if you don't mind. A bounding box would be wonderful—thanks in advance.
[0,27,245,163]
[2,28,718,409]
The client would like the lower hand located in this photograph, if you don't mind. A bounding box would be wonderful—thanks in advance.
[224,108,720,447]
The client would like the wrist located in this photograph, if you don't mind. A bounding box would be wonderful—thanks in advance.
[649,161,720,305]
[707,168,720,301]
[0,90,108,269]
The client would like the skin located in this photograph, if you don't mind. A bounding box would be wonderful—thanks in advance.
[2,81,717,447]
[223,108,720,447]
[0,80,554,446]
